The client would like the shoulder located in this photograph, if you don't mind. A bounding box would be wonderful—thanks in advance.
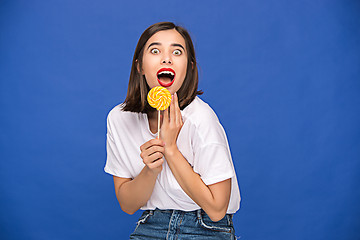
[106,103,140,130]
[182,97,220,126]
[107,103,135,122]
[182,97,227,146]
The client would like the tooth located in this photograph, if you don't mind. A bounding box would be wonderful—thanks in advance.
[159,71,174,76]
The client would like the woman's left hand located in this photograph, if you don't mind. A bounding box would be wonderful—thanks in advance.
[160,92,183,154]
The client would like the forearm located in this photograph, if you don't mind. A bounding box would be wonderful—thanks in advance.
[164,147,230,221]
[116,167,158,214]
[160,94,231,221]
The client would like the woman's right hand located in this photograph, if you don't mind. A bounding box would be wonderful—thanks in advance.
[140,138,165,175]
[115,139,165,214]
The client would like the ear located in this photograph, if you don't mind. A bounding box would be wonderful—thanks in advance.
[136,59,142,74]
[191,61,194,70]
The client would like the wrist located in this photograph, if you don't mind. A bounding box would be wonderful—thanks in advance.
[164,144,179,158]
[144,165,161,177]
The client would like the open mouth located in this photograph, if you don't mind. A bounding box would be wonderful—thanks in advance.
[157,68,175,87]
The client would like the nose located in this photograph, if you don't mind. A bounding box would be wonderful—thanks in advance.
[162,59,172,64]
[161,54,172,64]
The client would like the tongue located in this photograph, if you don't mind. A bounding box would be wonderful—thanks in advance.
[159,76,172,83]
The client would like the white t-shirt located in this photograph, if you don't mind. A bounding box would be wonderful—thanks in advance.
[104,96,241,213]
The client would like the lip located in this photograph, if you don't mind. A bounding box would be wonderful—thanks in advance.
[157,68,176,87]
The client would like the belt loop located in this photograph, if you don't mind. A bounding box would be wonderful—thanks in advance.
[226,214,233,226]
[196,209,202,220]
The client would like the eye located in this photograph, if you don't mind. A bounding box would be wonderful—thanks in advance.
[151,48,160,54]
[173,49,182,56]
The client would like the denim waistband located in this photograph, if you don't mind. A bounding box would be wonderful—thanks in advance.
[131,208,236,239]
[143,208,233,225]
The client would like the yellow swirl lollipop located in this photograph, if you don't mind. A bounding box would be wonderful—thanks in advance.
[147,86,172,111]
[147,86,172,139]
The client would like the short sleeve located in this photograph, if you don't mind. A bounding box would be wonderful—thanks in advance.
[193,143,234,185]
[104,111,133,179]
[192,115,235,186]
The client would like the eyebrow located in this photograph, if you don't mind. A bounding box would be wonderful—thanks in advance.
[147,42,185,51]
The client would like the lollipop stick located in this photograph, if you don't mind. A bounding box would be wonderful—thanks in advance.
[157,110,160,139]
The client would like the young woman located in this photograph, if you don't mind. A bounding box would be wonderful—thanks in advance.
[104,22,240,239]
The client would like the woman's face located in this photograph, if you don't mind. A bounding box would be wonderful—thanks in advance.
[140,29,188,95]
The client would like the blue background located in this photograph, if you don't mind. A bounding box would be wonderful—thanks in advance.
[1,0,359,239]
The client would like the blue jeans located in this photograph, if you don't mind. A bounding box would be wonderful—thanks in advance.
[129,208,235,240]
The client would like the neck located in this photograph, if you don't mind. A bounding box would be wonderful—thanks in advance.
[147,110,158,120]
[147,110,163,135]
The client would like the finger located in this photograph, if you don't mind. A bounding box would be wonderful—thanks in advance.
[143,151,164,165]
[163,105,169,127]
[147,158,164,169]
[170,94,176,124]
[140,145,164,162]
[140,138,164,151]
[174,92,182,125]
[143,145,164,155]
[140,145,165,160]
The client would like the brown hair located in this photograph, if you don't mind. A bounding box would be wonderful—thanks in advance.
[122,22,203,113]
